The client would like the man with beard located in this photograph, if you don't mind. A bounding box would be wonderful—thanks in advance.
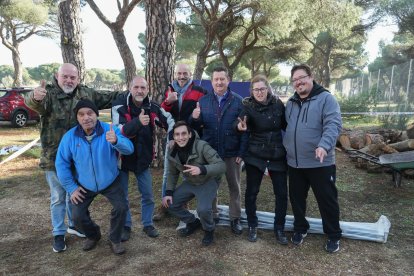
[25,63,119,253]
[284,64,342,253]
[112,76,174,241]
[153,64,206,221]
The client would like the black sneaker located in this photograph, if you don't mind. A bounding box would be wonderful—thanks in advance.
[202,230,214,246]
[325,239,340,253]
[179,218,202,237]
[67,226,86,238]
[143,225,159,238]
[52,235,67,253]
[121,226,131,242]
[291,232,307,245]
[230,218,243,235]
[275,230,288,245]
[247,227,257,242]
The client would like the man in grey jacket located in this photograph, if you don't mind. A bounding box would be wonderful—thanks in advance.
[283,64,342,253]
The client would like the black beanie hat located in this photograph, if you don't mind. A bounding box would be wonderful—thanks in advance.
[74,99,99,116]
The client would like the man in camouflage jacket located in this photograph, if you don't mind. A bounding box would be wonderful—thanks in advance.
[25,63,119,253]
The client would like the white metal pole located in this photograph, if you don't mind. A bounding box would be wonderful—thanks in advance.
[407,59,413,102]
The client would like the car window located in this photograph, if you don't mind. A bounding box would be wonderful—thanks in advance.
[0,91,8,98]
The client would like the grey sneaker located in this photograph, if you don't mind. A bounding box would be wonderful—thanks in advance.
[143,225,159,238]
[325,239,340,253]
[291,232,307,245]
[111,241,126,255]
[52,235,67,253]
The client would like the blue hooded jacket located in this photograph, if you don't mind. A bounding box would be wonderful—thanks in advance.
[56,121,134,195]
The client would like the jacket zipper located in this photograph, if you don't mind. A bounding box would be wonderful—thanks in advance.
[293,101,302,168]
[88,142,99,191]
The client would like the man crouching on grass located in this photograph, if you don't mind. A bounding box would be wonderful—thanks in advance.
[162,121,226,246]
[55,99,134,255]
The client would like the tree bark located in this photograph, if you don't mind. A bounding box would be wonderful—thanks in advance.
[58,0,85,82]
[111,26,136,86]
[11,46,22,87]
[145,0,176,167]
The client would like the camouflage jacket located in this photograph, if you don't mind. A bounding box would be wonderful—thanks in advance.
[25,77,119,170]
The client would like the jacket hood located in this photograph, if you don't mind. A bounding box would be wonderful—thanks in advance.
[291,81,328,102]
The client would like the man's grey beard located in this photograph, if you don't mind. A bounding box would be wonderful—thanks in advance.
[62,85,75,94]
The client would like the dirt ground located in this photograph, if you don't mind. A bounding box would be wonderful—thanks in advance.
[0,126,413,275]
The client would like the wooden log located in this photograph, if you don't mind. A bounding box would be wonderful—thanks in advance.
[365,134,384,145]
[338,133,351,150]
[407,123,414,139]
[400,131,408,141]
[388,139,414,152]
[350,130,366,149]
[359,143,398,156]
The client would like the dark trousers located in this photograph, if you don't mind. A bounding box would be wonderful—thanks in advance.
[168,179,218,232]
[245,163,287,230]
[71,175,127,243]
[288,165,342,240]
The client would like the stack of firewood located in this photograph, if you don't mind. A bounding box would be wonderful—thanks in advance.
[337,123,414,176]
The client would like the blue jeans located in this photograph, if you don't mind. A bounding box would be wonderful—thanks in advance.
[120,169,155,228]
[45,170,73,236]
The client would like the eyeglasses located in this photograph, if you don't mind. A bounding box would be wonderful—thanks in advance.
[290,75,309,84]
[252,87,268,93]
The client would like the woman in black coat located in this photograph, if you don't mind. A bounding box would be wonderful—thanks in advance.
[236,75,288,244]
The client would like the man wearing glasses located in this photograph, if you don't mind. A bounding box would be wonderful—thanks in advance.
[283,64,342,253]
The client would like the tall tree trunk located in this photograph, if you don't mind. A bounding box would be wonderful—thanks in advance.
[111,26,136,86]
[145,0,176,103]
[321,39,333,88]
[145,0,176,167]
[11,46,22,87]
[58,0,85,82]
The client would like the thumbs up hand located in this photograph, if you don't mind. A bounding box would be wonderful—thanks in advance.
[237,116,247,131]
[33,80,47,101]
[139,109,150,126]
[166,91,178,104]
[106,124,117,144]
[192,102,201,119]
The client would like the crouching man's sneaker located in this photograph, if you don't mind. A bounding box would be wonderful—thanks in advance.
[202,230,214,246]
[178,218,201,237]
[67,226,86,238]
[325,239,340,253]
[291,232,307,245]
[52,235,67,253]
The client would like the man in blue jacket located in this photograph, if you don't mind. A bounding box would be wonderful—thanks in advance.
[56,99,134,255]
[190,66,248,235]
[283,64,342,253]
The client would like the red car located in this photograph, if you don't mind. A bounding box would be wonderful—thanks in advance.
[0,88,40,127]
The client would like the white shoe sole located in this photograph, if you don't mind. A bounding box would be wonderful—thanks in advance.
[52,244,67,253]
[67,228,86,238]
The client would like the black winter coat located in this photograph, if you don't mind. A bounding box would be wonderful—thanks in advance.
[238,94,287,172]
